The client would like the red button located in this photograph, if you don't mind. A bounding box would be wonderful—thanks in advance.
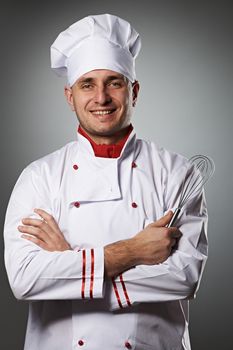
[125,341,132,349]
[73,164,79,170]
[132,161,137,168]
[131,202,138,208]
[78,339,84,346]
[74,201,80,208]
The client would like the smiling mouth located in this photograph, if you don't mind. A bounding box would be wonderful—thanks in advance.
[90,109,116,116]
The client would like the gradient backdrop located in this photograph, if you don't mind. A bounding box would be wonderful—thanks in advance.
[1,0,232,348]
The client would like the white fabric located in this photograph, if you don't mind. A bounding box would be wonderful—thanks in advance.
[4,129,208,350]
[50,14,141,86]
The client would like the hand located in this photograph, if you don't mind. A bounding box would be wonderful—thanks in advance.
[18,208,71,251]
[132,211,182,265]
[104,211,182,278]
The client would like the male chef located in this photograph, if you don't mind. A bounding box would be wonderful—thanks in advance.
[4,14,208,350]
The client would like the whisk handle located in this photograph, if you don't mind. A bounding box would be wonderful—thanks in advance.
[167,208,181,227]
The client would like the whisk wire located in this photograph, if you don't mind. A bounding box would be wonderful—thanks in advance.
[179,167,204,207]
[168,154,215,227]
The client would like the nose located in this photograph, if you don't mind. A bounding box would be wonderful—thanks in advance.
[94,86,112,105]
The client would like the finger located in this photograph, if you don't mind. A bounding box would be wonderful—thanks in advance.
[34,209,59,231]
[21,234,47,249]
[18,225,48,242]
[164,226,182,236]
[152,211,174,228]
[21,217,54,237]
[170,238,177,247]
[171,229,182,239]
[22,218,47,229]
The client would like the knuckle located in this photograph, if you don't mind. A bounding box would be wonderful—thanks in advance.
[47,214,54,221]
[163,228,170,237]
[30,236,38,244]
[164,238,172,249]
[37,220,44,227]
[35,228,43,237]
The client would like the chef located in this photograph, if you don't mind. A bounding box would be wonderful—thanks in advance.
[4,14,208,350]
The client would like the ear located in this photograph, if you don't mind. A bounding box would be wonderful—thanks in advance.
[132,81,140,107]
[64,85,75,111]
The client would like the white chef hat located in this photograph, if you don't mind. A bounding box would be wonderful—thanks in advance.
[50,14,141,86]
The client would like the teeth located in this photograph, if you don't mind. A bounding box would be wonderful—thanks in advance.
[92,110,113,115]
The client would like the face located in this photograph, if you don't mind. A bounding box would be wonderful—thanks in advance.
[65,69,139,143]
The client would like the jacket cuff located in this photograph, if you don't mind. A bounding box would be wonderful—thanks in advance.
[110,273,133,310]
[79,247,104,299]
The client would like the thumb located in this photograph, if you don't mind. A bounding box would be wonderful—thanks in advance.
[152,211,174,227]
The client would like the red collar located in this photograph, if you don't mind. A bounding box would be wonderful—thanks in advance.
[78,125,133,158]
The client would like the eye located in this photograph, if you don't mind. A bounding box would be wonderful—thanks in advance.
[109,80,123,88]
[81,83,93,90]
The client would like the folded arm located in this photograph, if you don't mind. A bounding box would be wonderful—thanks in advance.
[108,190,208,310]
[4,166,104,301]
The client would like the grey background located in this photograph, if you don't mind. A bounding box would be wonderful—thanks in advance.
[1,0,232,348]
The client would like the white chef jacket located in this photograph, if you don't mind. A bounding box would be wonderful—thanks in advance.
[4,128,208,350]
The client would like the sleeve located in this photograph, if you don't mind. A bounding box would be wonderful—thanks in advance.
[109,158,208,310]
[4,165,105,301]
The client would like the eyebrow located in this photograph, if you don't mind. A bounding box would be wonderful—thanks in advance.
[105,75,126,82]
[77,77,94,84]
[77,75,126,85]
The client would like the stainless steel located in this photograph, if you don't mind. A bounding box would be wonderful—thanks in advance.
[168,155,215,227]
[168,207,181,228]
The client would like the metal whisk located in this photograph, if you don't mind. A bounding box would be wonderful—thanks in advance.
[168,155,215,227]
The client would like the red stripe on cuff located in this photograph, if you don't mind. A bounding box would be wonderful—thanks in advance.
[112,277,123,309]
[81,250,86,299]
[120,274,132,307]
[90,249,94,299]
